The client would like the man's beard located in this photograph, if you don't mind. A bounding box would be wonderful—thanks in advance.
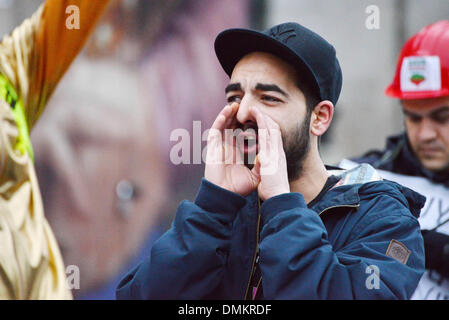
[241,114,311,182]
[283,114,311,181]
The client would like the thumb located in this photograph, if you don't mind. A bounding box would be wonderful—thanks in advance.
[251,154,261,178]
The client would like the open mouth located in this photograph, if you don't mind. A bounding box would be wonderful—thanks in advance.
[243,134,258,154]
[236,129,258,165]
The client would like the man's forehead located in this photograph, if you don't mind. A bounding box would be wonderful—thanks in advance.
[234,51,295,73]
[230,52,297,88]
[401,97,449,115]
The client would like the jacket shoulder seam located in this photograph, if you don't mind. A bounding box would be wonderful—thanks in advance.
[347,209,418,243]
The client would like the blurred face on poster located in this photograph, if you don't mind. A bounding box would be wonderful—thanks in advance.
[32,56,168,295]
[32,0,171,295]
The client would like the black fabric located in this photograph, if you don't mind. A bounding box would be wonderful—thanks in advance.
[249,175,340,300]
[307,175,340,208]
[214,22,343,105]
[352,133,449,187]
[421,230,449,278]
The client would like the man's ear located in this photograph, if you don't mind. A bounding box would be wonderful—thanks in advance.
[310,100,334,137]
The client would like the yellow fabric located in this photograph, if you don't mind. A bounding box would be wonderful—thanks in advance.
[0,74,33,159]
[0,0,109,299]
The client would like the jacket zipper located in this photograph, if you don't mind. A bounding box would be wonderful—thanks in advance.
[244,197,261,300]
[243,202,360,299]
[253,277,262,299]
[318,203,360,216]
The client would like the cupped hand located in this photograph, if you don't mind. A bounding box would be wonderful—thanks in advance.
[249,106,290,201]
[204,103,260,196]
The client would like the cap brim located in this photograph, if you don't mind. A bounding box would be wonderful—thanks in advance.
[385,84,449,99]
[214,28,318,92]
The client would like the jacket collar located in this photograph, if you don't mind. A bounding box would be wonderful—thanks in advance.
[317,163,425,218]
[384,133,449,186]
[248,163,380,214]
[309,164,382,214]
[310,184,361,215]
[247,163,424,218]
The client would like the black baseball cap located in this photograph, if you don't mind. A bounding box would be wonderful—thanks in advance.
[214,22,343,105]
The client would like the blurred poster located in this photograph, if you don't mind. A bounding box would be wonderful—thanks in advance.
[31,0,253,299]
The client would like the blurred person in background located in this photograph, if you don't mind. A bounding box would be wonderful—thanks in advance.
[0,0,108,299]
[32,0,251,299]
[345,21,449,300]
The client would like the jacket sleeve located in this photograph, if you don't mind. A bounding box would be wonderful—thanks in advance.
[258,192,425,299]
[0,0,110,130]
[116,179,246,299]
[421,230,449,278]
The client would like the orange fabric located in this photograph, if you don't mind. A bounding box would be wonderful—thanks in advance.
[0,0,110,299]
[28,0,110,129]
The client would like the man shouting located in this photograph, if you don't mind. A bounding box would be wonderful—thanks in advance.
[116,22,425,300]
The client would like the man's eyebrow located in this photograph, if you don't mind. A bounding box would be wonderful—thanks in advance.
[429,106,449,118]
[225,83,242,94]
[255,83,289,98]
[403,106,449,118]
[403,109,421,117]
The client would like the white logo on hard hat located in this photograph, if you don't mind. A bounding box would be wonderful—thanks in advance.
[400,56,442,92]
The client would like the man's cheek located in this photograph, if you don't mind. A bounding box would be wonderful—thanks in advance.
[405,125,418,149]
[442,130,449,156]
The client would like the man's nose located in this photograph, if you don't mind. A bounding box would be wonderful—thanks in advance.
[417,118,438,142]
[235,95,256,125]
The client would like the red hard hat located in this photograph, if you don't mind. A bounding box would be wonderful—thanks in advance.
[386,20,449,100]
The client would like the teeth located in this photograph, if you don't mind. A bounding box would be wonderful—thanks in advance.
[244,136,257,141]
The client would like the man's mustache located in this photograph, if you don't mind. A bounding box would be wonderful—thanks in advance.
[236,122,258,132]
[417,141,444,151]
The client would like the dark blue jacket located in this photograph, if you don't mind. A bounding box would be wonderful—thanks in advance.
[352,133,449,279]
[116,164,425,299]
[352,133,449,187]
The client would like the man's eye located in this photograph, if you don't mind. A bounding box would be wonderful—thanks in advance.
[407,115,422,123]
[262,95,281,103]
[227,95,241,103]
[431,114,449,124]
